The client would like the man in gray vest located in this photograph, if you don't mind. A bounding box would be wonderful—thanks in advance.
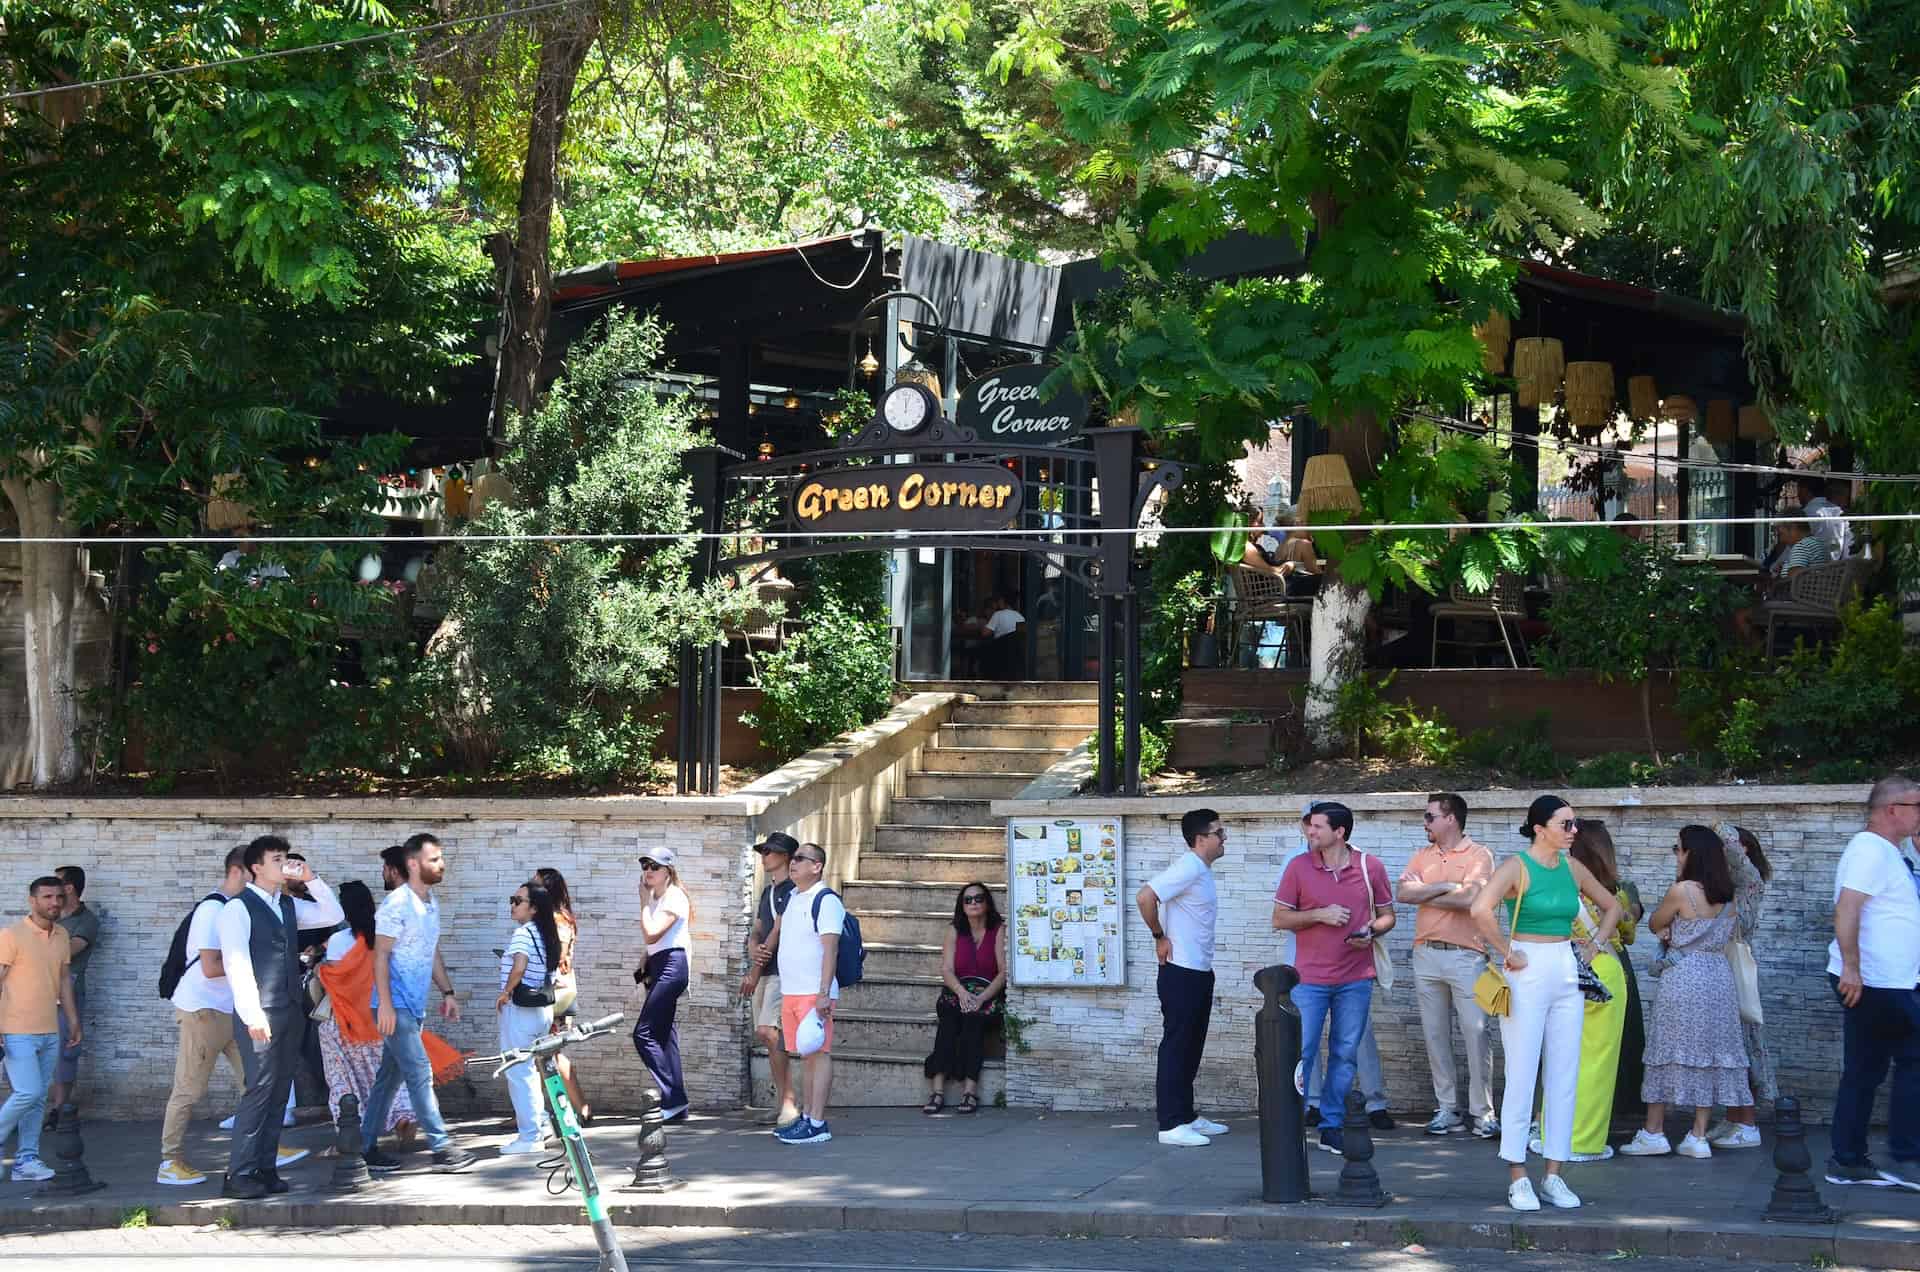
[215,835,341,1198]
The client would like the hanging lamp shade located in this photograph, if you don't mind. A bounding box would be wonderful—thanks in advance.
[468,471,516,517]
[1627,375,1659,421]
[1660,394,1699,423]
[1738,404,1774,441]
[1327,406,1387,482]
[1704,399,1736,445]
[206,473,252,532]
[1563,362,1615,431]
[1512,337,1564,408]
[894,360,942,404]
[1297,454,1363,520]
[1473,309,1512,374]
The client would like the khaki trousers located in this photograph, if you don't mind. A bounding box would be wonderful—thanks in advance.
[1412,943,1494,1120]
[160,1006,246,1162]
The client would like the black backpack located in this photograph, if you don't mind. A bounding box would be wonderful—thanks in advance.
[811,889,867,988]
[158,892,230,1000]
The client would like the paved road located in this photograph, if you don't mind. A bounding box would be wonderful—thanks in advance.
[0,1225,1839,1271]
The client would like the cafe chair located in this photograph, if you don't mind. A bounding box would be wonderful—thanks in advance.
[1430,573,1527,668]
[1761,558,1866,657]
[1231,564,1311,668]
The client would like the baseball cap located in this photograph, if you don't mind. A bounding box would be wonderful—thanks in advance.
[638,846,678,868]
[753,832,799,858]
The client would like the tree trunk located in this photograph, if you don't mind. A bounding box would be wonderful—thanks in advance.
[1,474,87,788]
[1640,678,1662,766]
[1303,574,1372,757]
[486,11,602,444]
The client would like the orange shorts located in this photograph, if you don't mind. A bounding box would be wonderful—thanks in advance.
[781,992,834,1054]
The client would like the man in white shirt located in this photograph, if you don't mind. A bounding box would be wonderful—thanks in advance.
[215,836,341,1198]
[769,843,842,1145]
[1137,808,1228,1147]
[1826,776,1920,1190]
[982,595,1025,679]
[1796,476,1854,560]
[156,847,253,1186]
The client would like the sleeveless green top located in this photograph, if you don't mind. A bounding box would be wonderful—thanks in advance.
[1506,851,1579,937]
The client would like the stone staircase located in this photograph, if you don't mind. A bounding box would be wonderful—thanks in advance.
[752,681,1095,1107]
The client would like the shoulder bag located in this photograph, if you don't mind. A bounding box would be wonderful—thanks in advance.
[1473,868,1524,1016]
[1359,851,1393,992]
[1726,936,1763,1024]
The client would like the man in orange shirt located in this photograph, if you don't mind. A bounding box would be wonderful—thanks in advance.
[1396,793,1496,1139]
[0,877,80,1181]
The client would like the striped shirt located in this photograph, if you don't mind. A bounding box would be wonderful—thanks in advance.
[499,921,551,992]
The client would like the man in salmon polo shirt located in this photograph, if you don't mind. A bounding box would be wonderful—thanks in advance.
[1273,801,1395,1157]
[0,878,79,1182]
[1397,792,1497,1139]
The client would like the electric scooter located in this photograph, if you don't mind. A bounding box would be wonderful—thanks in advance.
[483,1011,629,1272]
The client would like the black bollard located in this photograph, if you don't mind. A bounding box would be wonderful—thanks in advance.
[621,1083,682,1193]
[36,1103,106,1196]
[1763,1096,1836,1224]
[330,1094,372,1192]
[1252,964,1310,1203]
[1328,1088,1388,1207]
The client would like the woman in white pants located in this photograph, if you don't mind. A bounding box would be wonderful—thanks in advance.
[495,883,561,1153]
[1473,795,1623,1212]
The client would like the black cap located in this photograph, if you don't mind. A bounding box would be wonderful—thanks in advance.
[753,832,799,858]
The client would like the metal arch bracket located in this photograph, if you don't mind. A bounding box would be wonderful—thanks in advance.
[1134,459,1185,526]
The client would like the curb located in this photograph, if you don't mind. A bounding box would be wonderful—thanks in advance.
[1,1195,1906,1267]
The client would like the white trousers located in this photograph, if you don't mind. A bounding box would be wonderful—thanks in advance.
[1413,944,1494,1120]
[1497,940,1583,1164]
[499,1002,555,1140]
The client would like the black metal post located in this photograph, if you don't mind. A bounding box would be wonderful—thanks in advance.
[36,1103,105,1196]
[1097,594,1117,795]
[330,1093,371,1192]
[676,644,696,794]
[1763,1096,1836,1223]
[1253,965,1308,1203]
[1328,1088,1388,1207]
[705,642,722,796]
[1122,590,1142,796]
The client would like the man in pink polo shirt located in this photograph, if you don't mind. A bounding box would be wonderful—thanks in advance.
[1273,801,1395,1156]
[1397,792,1497,1138]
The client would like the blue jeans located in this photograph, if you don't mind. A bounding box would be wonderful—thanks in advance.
[1830,977,1920,1166]
[0,1033,60,1162]
[1293,979,1373,1127]
[362,1012,451,1153]
[1308,1011,1388,1113]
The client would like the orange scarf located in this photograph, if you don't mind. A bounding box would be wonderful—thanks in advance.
[316,937,466,1084]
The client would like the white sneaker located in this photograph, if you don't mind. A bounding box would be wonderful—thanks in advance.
[1188,1116,1229,1136]
[1425,1109,1464,1135]
[1704,1121,1735,1144]
[1540,1174,1582,1208]
[1619,1129,1672,1156]
[10,1158,53,1182]
[1676,1132,1713,1159]
[501,1137,546,1156]
[1713,1123,1761,1149]
[1157,1124,1210,1147]
[219,1114,236,1131]
[1527,1135,1545,1157]
[1570,1146,1614,1162]
[1508,1177,1541,1211]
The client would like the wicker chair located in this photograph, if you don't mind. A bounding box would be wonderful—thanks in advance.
[1231,564,1312,668]
[1761,558,1864,657]
[1430,573,1528,668]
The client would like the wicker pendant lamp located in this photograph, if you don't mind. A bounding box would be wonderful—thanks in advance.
[1627,375,1659,421]
[1564,362,1615,431]
[1738,404,1774,441]
[1512,337,1564,408]
[206,473,252,531]
[1297,454,1363,519]
[1704,399,1736,445]
[1474,309,1512,374]
[1660,394,1699,423]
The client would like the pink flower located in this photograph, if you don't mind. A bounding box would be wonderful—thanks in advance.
[225,632,237,644]
[146,642,159,654]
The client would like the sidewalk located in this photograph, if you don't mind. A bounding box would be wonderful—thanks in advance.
[5,1108,1916,1267]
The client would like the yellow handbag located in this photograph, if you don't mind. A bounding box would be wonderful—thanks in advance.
[1473,873,1525,1016]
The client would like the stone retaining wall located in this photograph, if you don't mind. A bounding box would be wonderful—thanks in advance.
[990,786,1870,1124]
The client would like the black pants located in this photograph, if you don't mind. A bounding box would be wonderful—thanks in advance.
[1613,949,1647,1116]
[1831,976,1920,1166]
[228,1006,305,1179]
[1156,963,1214,1131]
[925,999,998,1083]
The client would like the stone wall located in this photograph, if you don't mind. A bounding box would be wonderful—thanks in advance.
[990,786,1871,1124]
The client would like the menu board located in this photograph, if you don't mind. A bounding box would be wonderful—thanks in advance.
[1006,816,1126,987]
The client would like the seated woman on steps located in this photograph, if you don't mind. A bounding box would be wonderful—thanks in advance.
[924,881,1009,1115]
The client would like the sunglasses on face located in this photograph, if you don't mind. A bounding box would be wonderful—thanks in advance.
[963,893,989,904]
[1423,811,1445,822]
[509,895,528,906]
[1552,819,1577,832]
[640,861,661,871]
[793,855,822,865]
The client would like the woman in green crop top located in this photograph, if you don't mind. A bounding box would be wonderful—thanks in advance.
[1472,795,1624,1213]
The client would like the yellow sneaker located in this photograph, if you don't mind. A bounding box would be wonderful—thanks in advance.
[275,1145,311,1167]
[156,1159,208,1186]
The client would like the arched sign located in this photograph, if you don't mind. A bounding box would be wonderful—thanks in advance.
[956,364,1089,444]
[789,464,1024,533]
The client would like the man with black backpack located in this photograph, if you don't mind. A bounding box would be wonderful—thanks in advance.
[155,847,252,1187]
[770,842,862,1146]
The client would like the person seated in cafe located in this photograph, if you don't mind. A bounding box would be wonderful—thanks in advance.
[1611,510,1643,541]
[982,595,1024,679]
[1733,508,1829,641]
[1794,475,1853,560]
[952,608,987,678]
[1242,508,1319,597]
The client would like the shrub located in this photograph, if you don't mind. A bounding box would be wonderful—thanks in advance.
[1460,712,1563,781]
[1715,698,1766,773]
[745,553,895,762]
[1569,751,1659,788]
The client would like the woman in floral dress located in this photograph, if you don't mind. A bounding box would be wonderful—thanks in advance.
[1704,824,1776,1149]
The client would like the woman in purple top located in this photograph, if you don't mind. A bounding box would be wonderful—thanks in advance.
[923,881,1009,1115]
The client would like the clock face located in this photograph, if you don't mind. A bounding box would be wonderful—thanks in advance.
[883,383,934,433]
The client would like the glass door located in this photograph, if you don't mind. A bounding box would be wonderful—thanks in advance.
[903,547,951,680]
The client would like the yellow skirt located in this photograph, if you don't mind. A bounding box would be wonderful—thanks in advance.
[1567,952,1628,1154]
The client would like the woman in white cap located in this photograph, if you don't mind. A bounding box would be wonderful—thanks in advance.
[633,847,693,1120]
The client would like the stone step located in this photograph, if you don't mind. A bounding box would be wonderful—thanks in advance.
[905,771,1035,800]
[857,940,946,979]
[751,1050,1005,1108]
[825,1008,940,1054]
[932,722,1090,750]
[841,879,1005,913]
[910,680,1090,702]
[911,746,1062,775]
[870,826,1004,857]
[850,909,956,947]
[949,700,1098,727]
[884,796,996,828]
[836,974,948,1014]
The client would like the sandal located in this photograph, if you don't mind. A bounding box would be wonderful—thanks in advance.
[922,1093,946,1115]
[956,1093,979,1115]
